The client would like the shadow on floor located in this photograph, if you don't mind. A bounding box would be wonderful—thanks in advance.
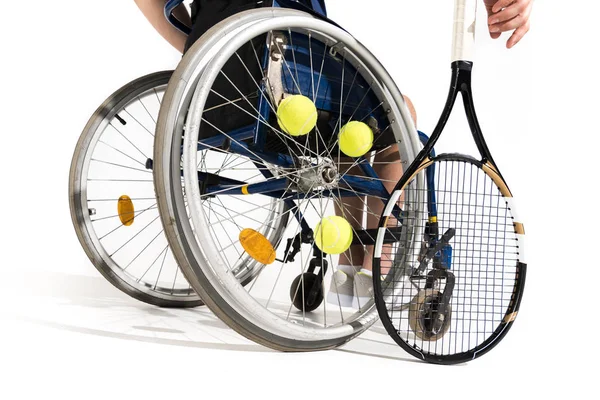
[18,315,267,352]
[16,268,439,363]
[18,268,268,352]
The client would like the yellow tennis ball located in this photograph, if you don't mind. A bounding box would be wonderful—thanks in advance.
[276,95,318,136]
[339,121,374,157]
[314,216,353,255]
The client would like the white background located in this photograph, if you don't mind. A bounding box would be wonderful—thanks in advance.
[0,0,598,398]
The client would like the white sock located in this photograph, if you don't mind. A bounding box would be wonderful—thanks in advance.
[337,264,358,276]
[359,268,373,277]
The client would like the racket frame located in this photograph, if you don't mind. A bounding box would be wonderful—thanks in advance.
[372,0,528,364]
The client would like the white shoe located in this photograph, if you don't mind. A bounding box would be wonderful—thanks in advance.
[326,270,354,308]
[351,271,374,309]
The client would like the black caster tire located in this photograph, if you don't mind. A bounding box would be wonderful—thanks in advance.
[409,289,451,341]
[290,273,324,312]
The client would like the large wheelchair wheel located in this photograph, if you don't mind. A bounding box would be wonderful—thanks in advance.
[154,9,423,350]
[69,71,202,308]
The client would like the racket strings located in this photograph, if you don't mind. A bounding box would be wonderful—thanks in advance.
[380,159,520,357]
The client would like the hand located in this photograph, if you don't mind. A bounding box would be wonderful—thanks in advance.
[483,0,534,48]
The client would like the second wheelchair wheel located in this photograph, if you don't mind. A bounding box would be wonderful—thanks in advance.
[69,71,202,307]
[154,9,423,350]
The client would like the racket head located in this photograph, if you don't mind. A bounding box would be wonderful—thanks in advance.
[373,153,526,364]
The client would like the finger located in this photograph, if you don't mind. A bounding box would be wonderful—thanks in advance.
[488,2,522,25]
[484,2,501,38]
[506,21,530,48]
[489,15,523,33]
[492,0,517,13]
[486,9,502,38]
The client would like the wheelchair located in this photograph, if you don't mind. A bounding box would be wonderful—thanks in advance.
[70,0,427,350]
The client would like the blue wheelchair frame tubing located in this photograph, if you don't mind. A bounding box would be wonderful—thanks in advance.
[418,130,438,220]
[418,131,452,269]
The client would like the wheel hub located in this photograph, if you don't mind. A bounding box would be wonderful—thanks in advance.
[295,159,339,192]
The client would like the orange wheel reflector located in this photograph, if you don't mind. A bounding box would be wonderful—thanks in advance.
[117,195,135,226]
[239,228,276,265]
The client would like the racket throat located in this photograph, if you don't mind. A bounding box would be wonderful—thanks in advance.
[423,61,498,167]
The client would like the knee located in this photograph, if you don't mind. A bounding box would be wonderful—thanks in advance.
[403,95,417,127]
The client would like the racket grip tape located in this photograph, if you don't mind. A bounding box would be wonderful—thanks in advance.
[452,0,477,63]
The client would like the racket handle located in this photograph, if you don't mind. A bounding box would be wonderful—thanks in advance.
[452,0,478,63]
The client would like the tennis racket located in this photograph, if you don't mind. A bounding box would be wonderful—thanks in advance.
[372,0,527,364]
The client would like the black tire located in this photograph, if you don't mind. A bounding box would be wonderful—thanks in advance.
[408,289,451,342]
[290,273,324,313]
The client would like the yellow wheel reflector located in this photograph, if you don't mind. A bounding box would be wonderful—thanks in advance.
[239,228,276,265]
[117,195,135,226]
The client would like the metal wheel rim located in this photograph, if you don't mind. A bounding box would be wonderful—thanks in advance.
[180,15,421,341]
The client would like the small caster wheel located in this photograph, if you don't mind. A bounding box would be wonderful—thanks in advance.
[409,289,451,341]
[290,272,324,312]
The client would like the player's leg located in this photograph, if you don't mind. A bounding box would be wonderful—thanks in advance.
[353,96,417,307]
[329,96,416,307]
[328,162,365,307]
[364,95,417,272]
[363,96,417,274]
